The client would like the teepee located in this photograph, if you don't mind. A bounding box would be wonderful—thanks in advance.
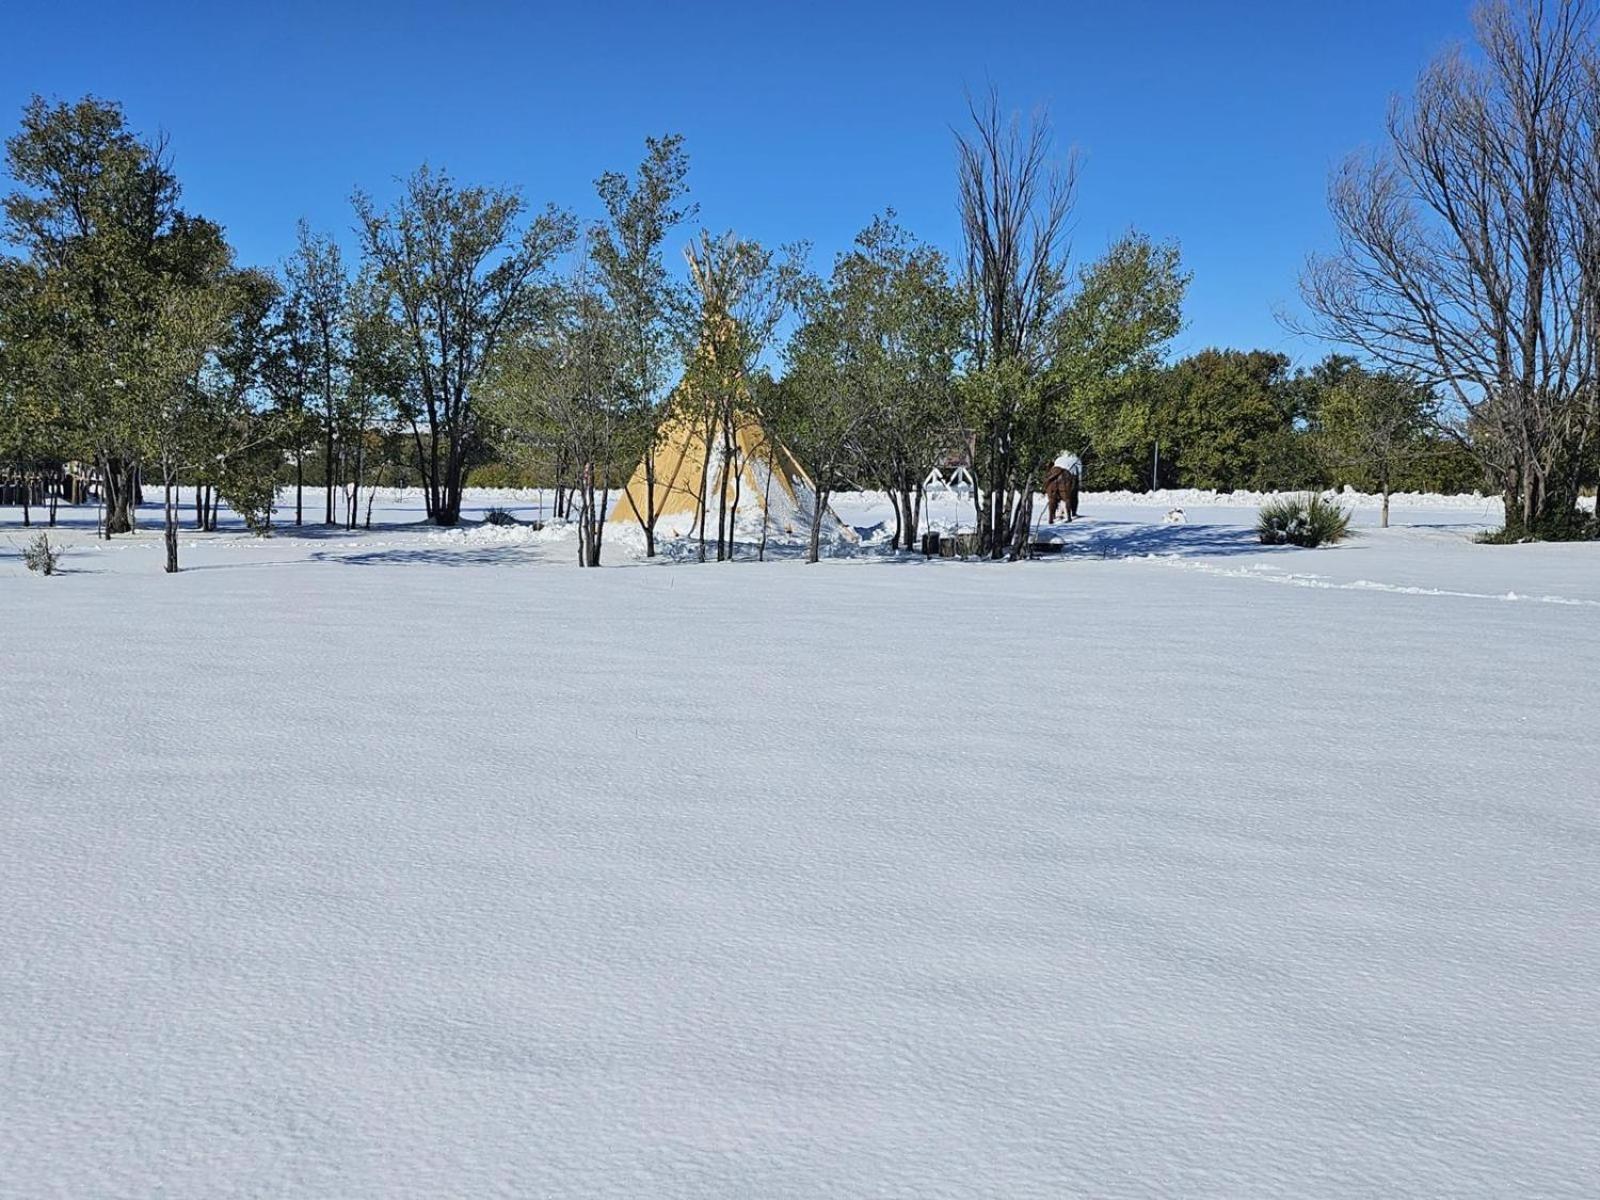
[607,399,850,543]
[608,240,851,548]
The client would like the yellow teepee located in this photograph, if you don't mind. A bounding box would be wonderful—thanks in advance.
[608,239,851,544]
[607,400,843,541]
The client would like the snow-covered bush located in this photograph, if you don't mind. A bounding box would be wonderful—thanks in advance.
[20,532,63,575]
[1256,494,1351,547]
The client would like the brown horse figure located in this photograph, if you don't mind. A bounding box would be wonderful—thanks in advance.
[1045,465,1079,523]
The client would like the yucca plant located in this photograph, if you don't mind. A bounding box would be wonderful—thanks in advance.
[1257,494,1352,547]
[20,532,63,575]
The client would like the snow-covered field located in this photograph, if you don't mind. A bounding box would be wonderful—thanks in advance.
[3,489,1598,1198]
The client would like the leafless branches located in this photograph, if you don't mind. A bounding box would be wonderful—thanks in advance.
[1303,0,1600,534]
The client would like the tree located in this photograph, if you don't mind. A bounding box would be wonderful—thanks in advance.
[262,287,317,525]
[1311,358,1438,526]
[149,275,231,573]
[680,231,805,562]
[955,90,1077,558]
[354,165,574,526]
[828,214,964,551]
[485,260,625,567]
[342,267,405,530]
[1302,0,1600,538]
[779,276,873,563]
[1,95,215,536]
[1052,232,1189,490]
[189,267,280,532]
[590,135,695,557]
[1153,350,1310,490]
[0,256,74,527]
[283,221,348,527]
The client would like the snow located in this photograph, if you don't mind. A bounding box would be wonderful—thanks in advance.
[3,489,1598,1198]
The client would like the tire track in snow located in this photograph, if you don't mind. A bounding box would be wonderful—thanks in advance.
[1134,556,1600,608]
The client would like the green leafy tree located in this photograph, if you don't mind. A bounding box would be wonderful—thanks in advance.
[354,165,575,526]
[284,221,349,526]
[1154,350,1312,490]
[827,214,964,551]
[1052,232,1189,489]
[681,230,806,562]
[1310,357,1439,526]
[590,135,695,557]
[485,261,626,567]
[2,95,222,536]
[0,256,75,526]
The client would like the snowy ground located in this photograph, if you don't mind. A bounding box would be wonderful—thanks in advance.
[3,489,1598,1198]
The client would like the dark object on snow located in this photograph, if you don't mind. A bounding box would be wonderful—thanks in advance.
[923,530,979,558]
[20,532,63,575]
[1044,465,1079,522]
[483,507,518,526]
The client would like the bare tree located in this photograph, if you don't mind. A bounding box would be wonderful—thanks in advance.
[955,89,1078,557]
[1302,0,1599,537]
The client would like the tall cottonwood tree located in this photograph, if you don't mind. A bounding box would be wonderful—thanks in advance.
[354,166,574,525]
[1303,0,1600,537]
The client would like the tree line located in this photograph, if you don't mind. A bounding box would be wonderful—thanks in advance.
[3,2,1597,577]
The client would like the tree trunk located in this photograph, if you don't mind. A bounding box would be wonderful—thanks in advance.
[715,413,734,562]
[295,450,304,526]
[1381,489,1390,529]
[325,415,336,525]
[641,446,658,557]
[1007,488,1035,561]
[758,443,777,563]
[436,444,464,526]
[807,487,827,564]
[163,468,179,574]
[724,443,743,563]
[102,456,137,535]
[899,486,920,550]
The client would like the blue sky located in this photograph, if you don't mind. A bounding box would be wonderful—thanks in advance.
[4,0,1475,364]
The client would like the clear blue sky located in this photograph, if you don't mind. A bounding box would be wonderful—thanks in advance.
[4,0,1475,365]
